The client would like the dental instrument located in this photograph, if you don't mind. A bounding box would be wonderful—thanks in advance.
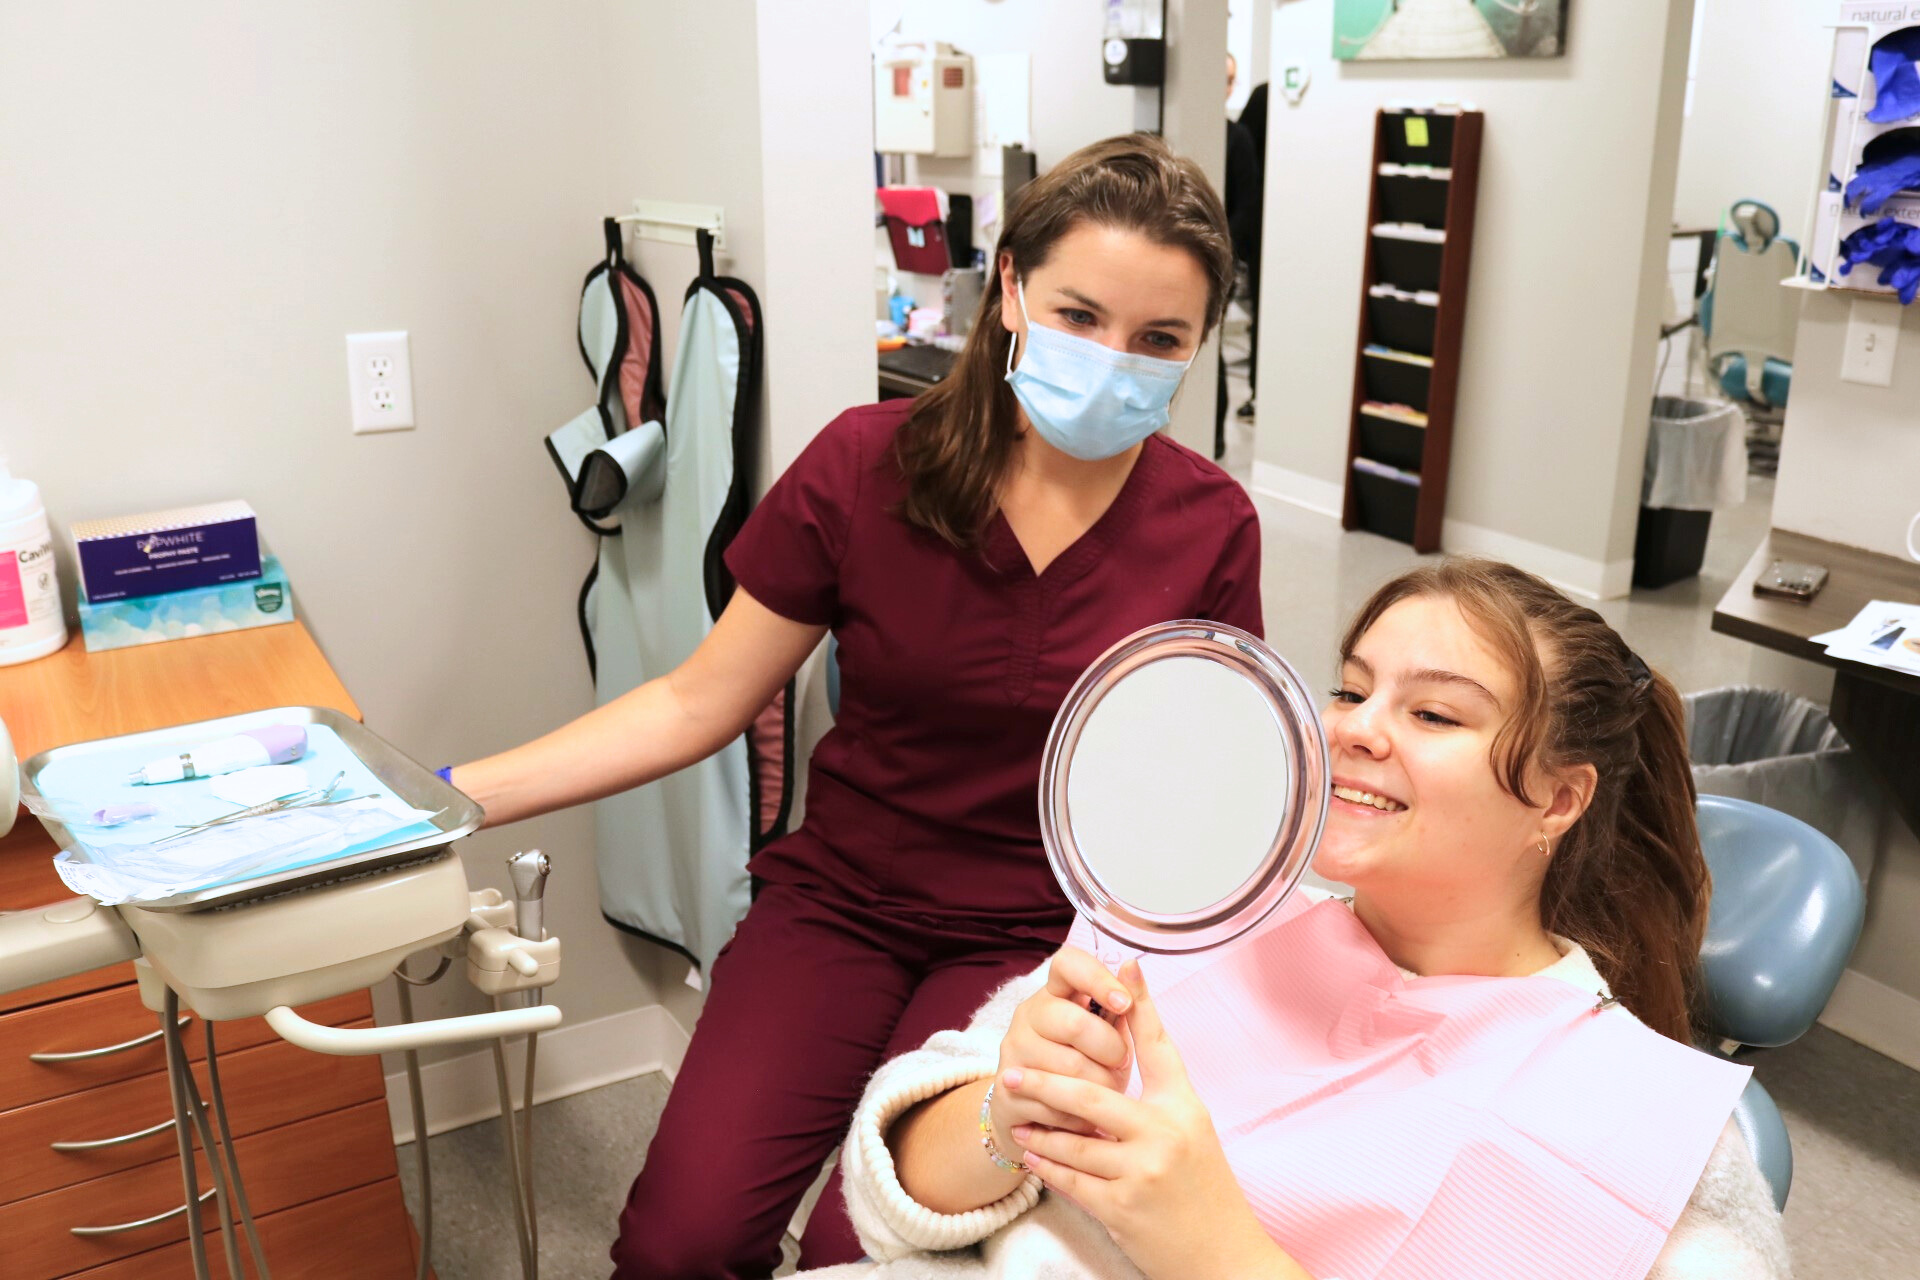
[128,724,308,784]
[509,848,550,943]
[505,848,551,1273]
[156,770,347,842]
[0,707,565,1280]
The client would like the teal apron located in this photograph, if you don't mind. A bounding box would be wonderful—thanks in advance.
[548,227,791,972]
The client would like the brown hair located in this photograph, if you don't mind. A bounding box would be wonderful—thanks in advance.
[1340,558,1710,1044]
[893,133,1235,549]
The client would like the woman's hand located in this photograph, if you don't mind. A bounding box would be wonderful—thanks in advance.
[1004,960,1310,1280]
[989,946,1136,1153]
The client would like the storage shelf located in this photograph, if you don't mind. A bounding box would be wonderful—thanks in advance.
[1342,108,1483,551]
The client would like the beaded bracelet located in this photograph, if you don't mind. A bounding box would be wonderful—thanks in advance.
[978,1081,1030,1174]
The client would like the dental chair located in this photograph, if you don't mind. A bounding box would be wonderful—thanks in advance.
[1696,794,1867,1210]
[1698,201,1798,474]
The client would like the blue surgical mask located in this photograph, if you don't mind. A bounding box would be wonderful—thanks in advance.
[1004,279,1193,461]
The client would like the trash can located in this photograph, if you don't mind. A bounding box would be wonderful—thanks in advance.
[1685,686,1881,882]
[1635,396,1748,588]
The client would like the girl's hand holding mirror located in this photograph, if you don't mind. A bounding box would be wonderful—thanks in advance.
[991,945,1136,1151]
[1008,961,1300,1280]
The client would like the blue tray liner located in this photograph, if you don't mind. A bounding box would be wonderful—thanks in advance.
[35,723,443,891]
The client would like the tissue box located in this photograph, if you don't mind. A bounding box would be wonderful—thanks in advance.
[71,500,261,603]
[77,555,293,652]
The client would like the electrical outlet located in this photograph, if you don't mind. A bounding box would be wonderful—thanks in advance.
[1841,299,1900,387]
[347,331,415,433]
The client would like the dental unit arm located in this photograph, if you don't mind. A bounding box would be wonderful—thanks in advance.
[0,711,564,1279]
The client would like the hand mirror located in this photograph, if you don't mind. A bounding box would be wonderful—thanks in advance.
[1039,620,1329,955]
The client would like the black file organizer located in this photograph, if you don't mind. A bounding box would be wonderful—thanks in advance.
[1360,351,1431,414]
[1342,107,1483,552]
[1366,292,1438,356]
[1371,232,1445,292]
[1382,111,1457,165]
[1377,171,1450,228]
[1351,464,1421,545]
[1358,412,1426,472]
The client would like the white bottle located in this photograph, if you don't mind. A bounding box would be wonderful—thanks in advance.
[0,455,68,665]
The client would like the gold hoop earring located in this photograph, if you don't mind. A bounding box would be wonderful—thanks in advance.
[1537,836,1551,857]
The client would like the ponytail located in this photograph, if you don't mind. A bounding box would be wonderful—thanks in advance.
[1342,559,1711,1044]
[1539,670,1708,1043]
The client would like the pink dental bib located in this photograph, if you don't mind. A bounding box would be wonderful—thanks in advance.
[1073,897,1749,1280]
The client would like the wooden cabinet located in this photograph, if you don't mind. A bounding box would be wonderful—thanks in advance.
[69,1179,420,1280]
[0,625,423,1276]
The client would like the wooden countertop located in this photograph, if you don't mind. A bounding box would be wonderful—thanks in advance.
[1712,528,1920,699]
[0,622,360,762]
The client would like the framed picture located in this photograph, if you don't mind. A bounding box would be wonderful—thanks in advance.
[1334,0,1568,62]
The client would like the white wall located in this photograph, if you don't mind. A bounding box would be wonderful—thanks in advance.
[0,1,641,1059]
[1765,291,1920,1065]
[1672,0,1832,243]
[1161,0,1232,458]
[0,0,875,1085]
[1254,0,1700,598]
[756,1,886,479]
[1772,294,1920,559]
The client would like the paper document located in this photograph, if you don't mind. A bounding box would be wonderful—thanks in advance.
[1809,600,1920,677]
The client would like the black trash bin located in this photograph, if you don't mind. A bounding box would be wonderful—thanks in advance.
[1634,396,1747,588]
[1633,507,1715,589]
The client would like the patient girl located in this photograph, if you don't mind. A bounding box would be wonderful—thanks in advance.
[810,558,1789,1280]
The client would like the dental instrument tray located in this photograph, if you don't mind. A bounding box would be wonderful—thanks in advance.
[21,705,482,912]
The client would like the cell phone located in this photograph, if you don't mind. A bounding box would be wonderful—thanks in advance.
[1753,560,1829,602]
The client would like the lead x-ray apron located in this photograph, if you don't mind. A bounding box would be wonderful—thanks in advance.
[548,225,793,973]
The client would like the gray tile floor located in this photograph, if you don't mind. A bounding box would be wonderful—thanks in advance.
[398,350,1920,1276]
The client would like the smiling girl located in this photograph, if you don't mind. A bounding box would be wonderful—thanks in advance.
[823,558,1788,1280]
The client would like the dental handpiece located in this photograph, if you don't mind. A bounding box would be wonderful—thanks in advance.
[507,849,550,943]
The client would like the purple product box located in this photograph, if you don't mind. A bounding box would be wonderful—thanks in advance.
[71,500,263,603]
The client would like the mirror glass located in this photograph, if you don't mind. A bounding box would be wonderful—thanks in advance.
[1067,656,1290,914]
[1041,621,1329,954]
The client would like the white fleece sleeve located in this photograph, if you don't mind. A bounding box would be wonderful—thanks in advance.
[840,961,1052,1262]
[1648,1120,1793,1279]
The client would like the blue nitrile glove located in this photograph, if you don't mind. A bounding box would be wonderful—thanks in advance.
[1838,217,1920,304]
[1866,28,1920,125]
[1846,146,1920,214]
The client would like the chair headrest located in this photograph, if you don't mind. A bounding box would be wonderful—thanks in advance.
[1695,795,1864,1048]
[1726,200,1782,253]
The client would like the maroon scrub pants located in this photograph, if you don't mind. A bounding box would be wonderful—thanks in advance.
[608,882,1059,1278]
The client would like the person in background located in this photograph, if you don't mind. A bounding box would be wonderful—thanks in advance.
[1237,77,1269,423]
[1218,54,1262,458]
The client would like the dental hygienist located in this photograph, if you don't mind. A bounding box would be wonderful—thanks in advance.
[450,133,1262,1278]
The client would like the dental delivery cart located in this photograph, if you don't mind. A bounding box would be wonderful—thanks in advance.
[0,624,559,1280]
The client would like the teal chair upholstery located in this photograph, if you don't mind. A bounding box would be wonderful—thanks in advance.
[1699,199,1798,414]
[1696,794,1867,1209]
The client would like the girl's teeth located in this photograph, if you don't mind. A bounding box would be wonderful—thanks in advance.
[1333,785,1405,812]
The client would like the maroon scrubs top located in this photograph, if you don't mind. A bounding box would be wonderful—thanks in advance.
[724,400,1263,944]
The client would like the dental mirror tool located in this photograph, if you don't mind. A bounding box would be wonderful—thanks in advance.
[508,849,550,942]
[1038,620,1329,960]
